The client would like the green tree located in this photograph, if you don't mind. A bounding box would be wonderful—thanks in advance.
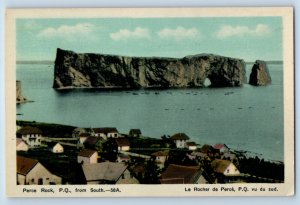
[143,158,161,184]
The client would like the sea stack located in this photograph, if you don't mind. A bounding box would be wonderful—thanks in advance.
[249,60,271,86]
[53,48,246,89]
[16,81,27,103]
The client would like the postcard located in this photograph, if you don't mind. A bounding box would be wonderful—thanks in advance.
[5,7,294,197]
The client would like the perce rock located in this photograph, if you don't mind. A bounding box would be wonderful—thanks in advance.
[249,60,272,86]
[53,48,246,89]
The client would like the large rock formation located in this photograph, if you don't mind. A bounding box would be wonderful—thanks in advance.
[53,48,246,89]
[249,60,271,86]
[16,81,27,103]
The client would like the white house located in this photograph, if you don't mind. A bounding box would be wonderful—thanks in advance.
[17,126,42,148]
[78,149,98,164]
[211,159,240,176]
[81,162,139,184]
[48,142,64,153]
[170,133,190,148]
[116,138,130,151]
[186,142,197,151]
[93,127,120,140]
[16,138,29,151]
[151,150,169,167]
[17,156,62,185]
[214,144,229,153]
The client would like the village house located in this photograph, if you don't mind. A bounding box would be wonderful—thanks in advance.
[93,127,120,140]
[186,141,197,150]
[72,127,87,138]
[199,144,219,158]
[81,162,139,184]
[47,142,64,153]
[78,132,91,145]
[211,159,240,183]
[170,133,190,149]
[16,138,29,151]
[129,129,142,137]
[116,138,130,151]
[214,143,230,153]
[160,164,208,184]
[17,156,62,185]
[78,149,99,164]
[17,126,42,148]
[151,150,169,168]
[83,136,103,150]
[221,152,237,161]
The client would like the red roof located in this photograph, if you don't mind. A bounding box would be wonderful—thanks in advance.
[17,126,42,135]
[161,164,202,184]
[214,144,228,150]
[78,149,97,158]
[17,156,38,175]
[170,133,190,140]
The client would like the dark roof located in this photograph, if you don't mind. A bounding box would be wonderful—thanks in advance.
[79,132,91,137]
[78,149,97,158]
[129,129,142,135]
[200,144,217,153]
[93,127,118,133]
[151,150,169,157]
[170,133,190,140]
[160,164,202,184]
[84,136,102,146]
[115,138,130,147]
[17,156,39,175]
[211,159,231,173]
[186,142,197,146]
[17,126,42,135]
[82,162,127,182]
[45,141,61,147]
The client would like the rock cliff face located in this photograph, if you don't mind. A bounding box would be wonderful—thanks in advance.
[249,60,271,86]
[16,81,27,103]
[53,48,246,89]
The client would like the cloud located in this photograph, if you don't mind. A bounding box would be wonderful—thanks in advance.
[38,23,95,38]
[157,27,199,40]
[216,24,271,39]
[110,27,150,41]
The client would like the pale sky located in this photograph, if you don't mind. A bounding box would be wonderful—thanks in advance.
[16,17,282,62]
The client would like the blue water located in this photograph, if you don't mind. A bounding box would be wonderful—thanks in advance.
[16,63,283,161]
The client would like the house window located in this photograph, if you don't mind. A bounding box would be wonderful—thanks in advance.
[31,179,34,183]
[121,174,125,179]
[38,178,43,185]
[227,169,229,173]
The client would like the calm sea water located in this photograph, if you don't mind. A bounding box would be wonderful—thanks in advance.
[16,63,283,161]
